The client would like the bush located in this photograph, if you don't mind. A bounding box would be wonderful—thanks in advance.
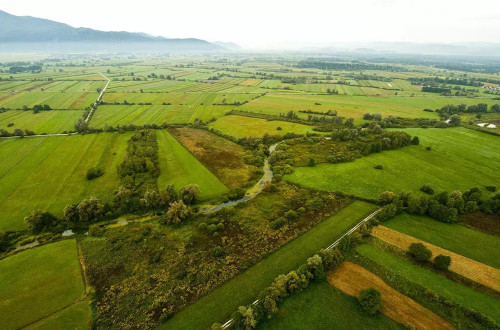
[409,243,432,262]
[358,287,382,314]
[88,224,104,237]
[374,164,383,170]
[162,201,191,224]
[86,167,104,180]
[308,158,316,167]
[25,209,58,234]
[378,191,396,205]
[270,217,287,230]
[420,184,435,195]
[433,254,451,271]
[485,185,497,192]
[411,136,419,145]
[210,246,225,258]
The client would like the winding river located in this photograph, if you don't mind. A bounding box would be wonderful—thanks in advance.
[201,142,279,213]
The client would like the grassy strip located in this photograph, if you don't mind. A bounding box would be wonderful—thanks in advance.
[354,244,500,325]
[162,200,377,329]
[156,129,228,199]
[256,281,399,329]
[384,213,500,269]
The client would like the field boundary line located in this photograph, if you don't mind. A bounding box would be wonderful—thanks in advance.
[85,72,110,123]
[220,208,380,329]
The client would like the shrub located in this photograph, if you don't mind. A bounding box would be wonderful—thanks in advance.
[411,136,419,145]
[210,246,225,258]
[162,200,190,224]
[24,209,58,234]
[374,164,383,170]
[420,184,435,195]
[88,224,104,237]
[270,217,287,230]
[86,167,104,180]
[409,243,432,262]
[434,254,451,271]
[358,288,382,314]
[308,158,316,167]
[426,146,432,151]
[378,191,396,205]
[485,185,497,192]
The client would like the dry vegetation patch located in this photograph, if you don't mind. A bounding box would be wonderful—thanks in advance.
[168,127,259,189]
[328,262,455,330]
[372,225,500,292]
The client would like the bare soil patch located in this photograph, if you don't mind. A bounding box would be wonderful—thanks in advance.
[329,262,455,330]
[372,225,500,292]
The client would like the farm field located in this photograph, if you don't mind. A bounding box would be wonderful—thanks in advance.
[0,240,87,330]
[0,133,130,231]
[163,201,377,329]
[329,262,454,329]
[240,94,497,119]
[168,127,260,189]
[0,91,98,109]
[208,115,318,138]
[383,213,500,269]
[0,109,82,133]
[256,281,400,329]
[285,127,500,199]
[355,244,500,323]
[25,301,91,330]
[156,129,229,199]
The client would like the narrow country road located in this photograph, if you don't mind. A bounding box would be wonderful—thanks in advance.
[0,72,110,139]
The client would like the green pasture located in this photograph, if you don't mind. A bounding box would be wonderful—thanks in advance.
[0,91,98,109]
[0,110,82,134]
[257,281,399,329]
[0,133,130,231]
[156,130,228,199]
[285,128,500,199]
[0,240,87,330]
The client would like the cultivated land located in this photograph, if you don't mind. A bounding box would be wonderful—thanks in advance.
[156,129,228,199]
[372,225,500,292]
[285,127,500,198]
[356,244,500,323]
[208,114,318,138]
[168,127,260,189]
[0,133,130,231]
[1,55,500,329]
[257,281,400,329]
[0,240,87,330]
[383,213,500,269]
[329,262,454,329]
[163,201,377,329]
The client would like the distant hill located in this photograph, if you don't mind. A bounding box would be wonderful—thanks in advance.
[0,10,224,52]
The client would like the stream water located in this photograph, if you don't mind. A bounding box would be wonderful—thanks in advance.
[201,143,279,213]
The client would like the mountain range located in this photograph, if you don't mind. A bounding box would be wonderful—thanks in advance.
[0,10,226,52]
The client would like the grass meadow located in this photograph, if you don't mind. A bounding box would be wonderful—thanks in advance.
[0,110,82,133]
[208,115,318,138]
[163,201,377,329]
[285,128,500,199]
[156,130,229,199]
[256,281,399,329]
[0,240,87,330]
[0,133,130,231]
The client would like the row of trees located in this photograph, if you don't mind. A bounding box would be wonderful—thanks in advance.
[376,186,500,224]
[437,103,500,116]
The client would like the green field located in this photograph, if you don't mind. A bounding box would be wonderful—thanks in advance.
[208,115,318,138]
[0,110,82,133]
[0,240,87,330]
[163,201,377,329]
[384,213,500,269]
[240,94,497,119]
[257,281,400,329]
[285,128,500,199]
[0,91,98,109]
[356,244,500,323]
[25,301,91,330]
[0,133,130,231]
[156,129,229,199]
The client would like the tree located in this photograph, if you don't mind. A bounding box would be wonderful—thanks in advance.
[411,136,420,145]
[378,191,396,205]
[25,209,57,234]
[409,243,432,262]
[63,204,79,223]
[163,200,190,224]
[77,197,105,222]
[238,306,256,329]
[434,254,451,270]
[179,184,200,205]
[449,114,461,126]
[13,128,24,137]
[358,288,382,314]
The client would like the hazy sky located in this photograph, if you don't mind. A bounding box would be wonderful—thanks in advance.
[2,0,499,49]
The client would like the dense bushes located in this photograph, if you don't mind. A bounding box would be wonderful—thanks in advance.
[358,288,382,314]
